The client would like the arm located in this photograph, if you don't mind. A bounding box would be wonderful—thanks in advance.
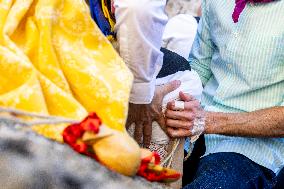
[205,107,284,137]
[205,95,284,137]
[114,0,169,146]
[114,0,168,104]
[165,93,284,138]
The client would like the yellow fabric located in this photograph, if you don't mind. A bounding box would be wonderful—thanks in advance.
[101,0,115,32]
[0,0,133,141]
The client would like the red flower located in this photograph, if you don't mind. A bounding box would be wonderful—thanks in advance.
[63,113,101,158]
[63,113,180,183]
[138,152,181,182]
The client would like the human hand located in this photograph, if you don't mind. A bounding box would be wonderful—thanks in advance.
[126,80,181,147]
[165,92,205,138]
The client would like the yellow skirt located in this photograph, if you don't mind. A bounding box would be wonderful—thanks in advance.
[0,0,133,141]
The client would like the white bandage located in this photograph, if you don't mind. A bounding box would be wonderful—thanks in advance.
[173,101,185,111]
[190,110,205,143]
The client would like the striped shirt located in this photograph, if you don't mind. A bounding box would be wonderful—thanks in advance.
[189,0,284,174]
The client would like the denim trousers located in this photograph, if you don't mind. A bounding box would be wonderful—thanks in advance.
[183,152,277,189]
[275,168,284,189]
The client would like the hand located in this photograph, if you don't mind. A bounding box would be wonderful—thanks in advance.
[126,80,181,147]
[165,92,205,138]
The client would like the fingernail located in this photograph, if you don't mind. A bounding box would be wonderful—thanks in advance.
[144,143,150,148]
[170,101,175,109]
[177,80,181,86]
[173,80,181,86]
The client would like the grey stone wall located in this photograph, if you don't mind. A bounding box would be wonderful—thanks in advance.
[0,122,167,189]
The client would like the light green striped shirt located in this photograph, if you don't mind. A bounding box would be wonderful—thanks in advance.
[189,0,284,173]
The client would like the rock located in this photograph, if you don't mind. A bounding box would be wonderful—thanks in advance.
[0,121,167,189]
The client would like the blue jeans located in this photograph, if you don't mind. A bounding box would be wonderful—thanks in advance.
[183,152,276,189]
[275,168,284,189]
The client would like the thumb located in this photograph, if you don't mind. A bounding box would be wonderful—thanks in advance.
[161,80,181,96]
[179,91,195,102]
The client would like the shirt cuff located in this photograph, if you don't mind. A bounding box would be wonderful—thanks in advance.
[129,80,156,104]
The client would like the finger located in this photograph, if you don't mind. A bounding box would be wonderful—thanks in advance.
[172,101,185,111]
[125,116,133,129]
[184,100,200,111]
[134,122,143,145]
[161,80,181,96]
[143,121,152,147]
[157,116,167,131]
[126,103,135,129]
[179,91,195,102]
[166,119,193,129]
[167,100,199,111]
[166,100,175,110]
[167,127,192,138]
[165,110,195,121]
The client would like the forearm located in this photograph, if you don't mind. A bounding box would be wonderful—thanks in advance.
[205,107,284,137]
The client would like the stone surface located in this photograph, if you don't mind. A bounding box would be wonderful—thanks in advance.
[0,121,167,189]
[166,0,201,18]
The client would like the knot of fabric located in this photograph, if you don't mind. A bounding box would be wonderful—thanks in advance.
[232,0,274,23]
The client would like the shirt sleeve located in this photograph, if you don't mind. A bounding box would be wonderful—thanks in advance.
[114,0,168,104]
[189,0,215,85]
